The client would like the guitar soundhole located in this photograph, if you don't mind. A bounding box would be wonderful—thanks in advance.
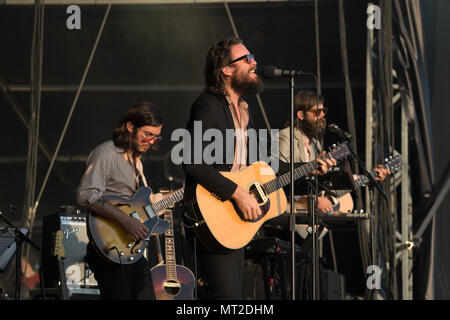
[163,280,181,296]
[249,184,266,204]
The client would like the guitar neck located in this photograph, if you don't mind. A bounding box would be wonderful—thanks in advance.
[152,188,184,213]
[263,159,321,194]
[355,163,391,189]
[263,143,350,195]
[164,210,177,281]
[333,176,368,198]
[335,163,393,198]
[59,260,70,300]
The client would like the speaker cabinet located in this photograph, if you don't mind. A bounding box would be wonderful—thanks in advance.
[41,210,99,299]
[321,269,346,300]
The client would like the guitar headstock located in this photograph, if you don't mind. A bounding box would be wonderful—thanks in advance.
[383,154,403,173]
[52,230,66,261]
[327,142,351,162]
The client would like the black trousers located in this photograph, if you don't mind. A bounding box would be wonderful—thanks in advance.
[187,228,245,300]
[86,243,156,300]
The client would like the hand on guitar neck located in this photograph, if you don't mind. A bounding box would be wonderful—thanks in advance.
[373,164,391,181]
[310,151,338,176]
[352,164,391,183]
[312,162,390,214]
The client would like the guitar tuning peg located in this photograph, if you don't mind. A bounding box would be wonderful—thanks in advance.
[385,158,388,163]
[332,144,336,148]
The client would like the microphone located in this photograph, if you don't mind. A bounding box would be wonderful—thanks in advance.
[327,124,353,140]
[260,65,313,79]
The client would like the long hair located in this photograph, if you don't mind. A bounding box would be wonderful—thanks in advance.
[284,90,325,129]
[203,36,243,95]
[113,102,162,150]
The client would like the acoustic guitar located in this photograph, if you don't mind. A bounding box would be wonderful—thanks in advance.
[185,142,351,251]
[151,209,195,300]
[87,187,184,264]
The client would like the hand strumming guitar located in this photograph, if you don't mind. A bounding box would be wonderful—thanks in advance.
[231,186,262,221]
[119,215,150,241]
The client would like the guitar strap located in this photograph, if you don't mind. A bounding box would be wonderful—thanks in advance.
[138,174,145,188]
[125,152,147,189]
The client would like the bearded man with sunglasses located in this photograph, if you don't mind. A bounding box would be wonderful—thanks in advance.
[182,38,335,300]
[76,101,164,300]
[279,90,390,215]
[182,37,263,300]
[279,90,334,214]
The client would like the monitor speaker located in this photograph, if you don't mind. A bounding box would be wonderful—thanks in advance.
[41,207,99,299]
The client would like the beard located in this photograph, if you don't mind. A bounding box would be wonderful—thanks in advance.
[231,68,264,96]
[130,132,147,156]
[300,117,327,140]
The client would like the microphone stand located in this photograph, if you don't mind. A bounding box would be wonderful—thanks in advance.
[0,210,40,300]
[343,138,387,300]
[312,178,339,199]
[347,144,387,202]
[289,75,297,300]
[288,74,323,300]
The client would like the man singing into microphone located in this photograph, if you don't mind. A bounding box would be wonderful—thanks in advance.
[182,39,336,300]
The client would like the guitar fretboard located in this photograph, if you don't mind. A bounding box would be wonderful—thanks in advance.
[152,188,184,213]
[164,210,177,281]
[263,155,334,195]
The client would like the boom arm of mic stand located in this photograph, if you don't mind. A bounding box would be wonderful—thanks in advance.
[347,143,388,202]
[0,211,40,251]
[308,177,339,198]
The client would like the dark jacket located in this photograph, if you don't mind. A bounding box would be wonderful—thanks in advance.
[183,92,253,203]
[182,91,303,205]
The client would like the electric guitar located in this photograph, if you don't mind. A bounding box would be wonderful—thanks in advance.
[151,209,195,300]
[51,230,70,300]
[87,186,184,264]
[294,154,403,214]
[185,142,351,251]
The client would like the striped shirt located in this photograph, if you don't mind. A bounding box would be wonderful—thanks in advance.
[76,140,148,206]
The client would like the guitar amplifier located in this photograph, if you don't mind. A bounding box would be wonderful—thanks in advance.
[41,208,99,299]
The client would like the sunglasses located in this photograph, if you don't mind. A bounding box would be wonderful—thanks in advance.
[307,107,328,116]
[229,54,254,65]
[140,130,163,149]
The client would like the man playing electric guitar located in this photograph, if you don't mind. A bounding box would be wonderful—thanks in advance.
[77,102,165,300]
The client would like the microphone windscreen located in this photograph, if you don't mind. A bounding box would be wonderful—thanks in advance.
[261,65,277,79]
